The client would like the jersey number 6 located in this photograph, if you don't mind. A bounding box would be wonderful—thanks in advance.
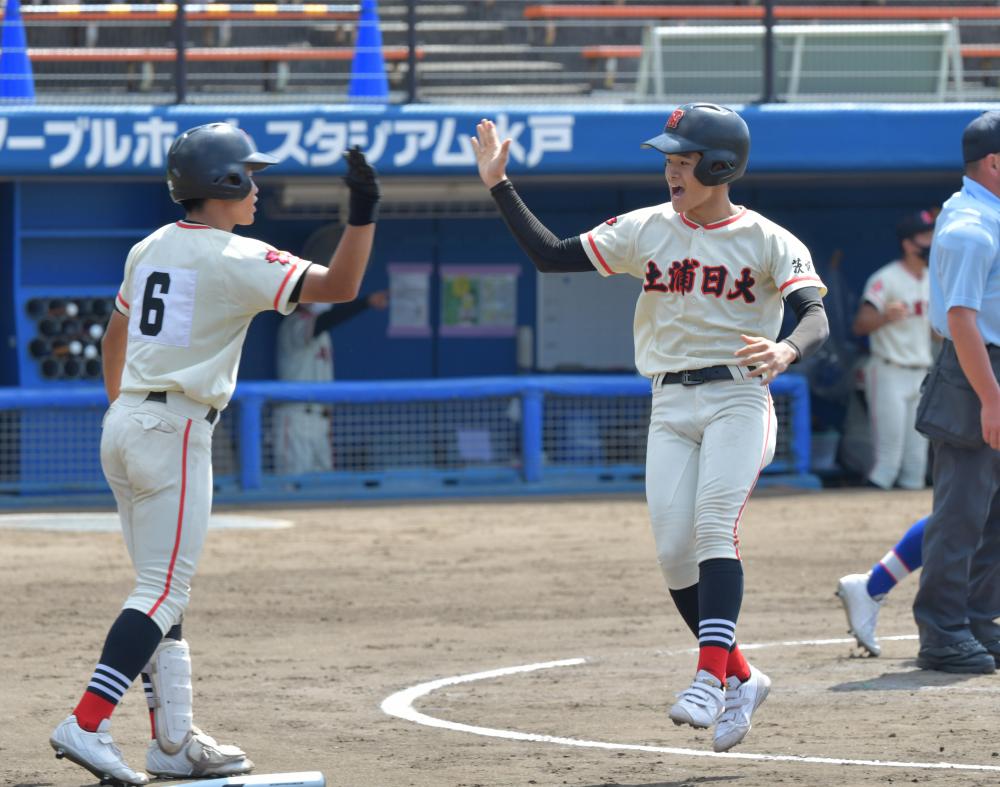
[140,272,171,337]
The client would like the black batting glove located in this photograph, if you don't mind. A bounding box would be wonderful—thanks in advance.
[343,145,381,226]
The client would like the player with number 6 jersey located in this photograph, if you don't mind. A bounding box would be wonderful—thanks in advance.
[473,103,829,752]
[49,122,381,786]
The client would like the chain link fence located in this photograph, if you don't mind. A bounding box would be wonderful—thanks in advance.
[0,376,817,501]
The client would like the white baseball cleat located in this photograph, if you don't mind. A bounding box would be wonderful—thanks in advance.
[836,572,885,657]
[668,669,726,729]
[50,715,150,786]
[146,727,254,778]
[713,664,772,752]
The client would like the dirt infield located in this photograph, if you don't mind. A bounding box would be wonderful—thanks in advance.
[4,488,999,787]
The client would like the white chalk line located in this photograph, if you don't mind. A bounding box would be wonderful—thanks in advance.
[380,636,1000,773]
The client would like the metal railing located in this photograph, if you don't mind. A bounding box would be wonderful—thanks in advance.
[4,1,1000,105]
[0,374,817,505]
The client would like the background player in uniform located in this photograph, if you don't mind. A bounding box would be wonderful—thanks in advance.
[851,210,936,489]
[836,515,927,656]
[471,103,829,752]
[49,122,380,785]
[273,287,388,476]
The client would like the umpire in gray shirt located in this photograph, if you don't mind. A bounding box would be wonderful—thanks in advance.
[912,110,1000,673]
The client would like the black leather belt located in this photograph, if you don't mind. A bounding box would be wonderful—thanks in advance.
[146,391,219,423]
[656,366,735,386]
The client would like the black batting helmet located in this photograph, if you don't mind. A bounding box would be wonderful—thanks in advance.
[642,103,750,187]
[166,122,278,203]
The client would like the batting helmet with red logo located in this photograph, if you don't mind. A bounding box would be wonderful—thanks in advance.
[166,122,278,203]
[642,103,750,187]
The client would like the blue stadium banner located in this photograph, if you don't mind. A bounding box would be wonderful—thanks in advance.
[0,103,989,177]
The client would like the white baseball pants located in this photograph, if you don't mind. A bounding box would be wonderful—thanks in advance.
[101,391,215,635]
[865,357,928,490]
[646,377,776,590]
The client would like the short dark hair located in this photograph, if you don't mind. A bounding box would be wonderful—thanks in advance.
[963,110,1000,164]
[180,198,205,214]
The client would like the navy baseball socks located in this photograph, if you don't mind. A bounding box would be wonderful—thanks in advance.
[694,558,744,682]
[670,587,752,682]
[72,609,165,731]
[668,560,751,684]
[665,560,740,730]
[51,609,164,785]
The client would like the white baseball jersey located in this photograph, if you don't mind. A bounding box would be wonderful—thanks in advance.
[580,204,826,376]
[276,305,334,382]
[861,260,932,368]
[114,220,310,410]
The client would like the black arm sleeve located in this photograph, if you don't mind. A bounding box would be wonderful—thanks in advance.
[287,262,313,304]
[489,179,594,273]
[780,286,829,363]
[312,298,370,337]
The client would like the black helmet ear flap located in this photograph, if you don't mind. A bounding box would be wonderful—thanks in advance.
[210,165,254,200]
[695,149,745,187]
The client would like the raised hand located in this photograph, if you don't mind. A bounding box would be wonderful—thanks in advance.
[343,145,381,202]
[470,119,511,189]
[342,145,380,226]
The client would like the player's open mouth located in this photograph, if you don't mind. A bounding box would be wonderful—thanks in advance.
[671,186,684,198]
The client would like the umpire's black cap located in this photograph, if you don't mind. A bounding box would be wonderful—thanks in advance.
[962,111,1000,163]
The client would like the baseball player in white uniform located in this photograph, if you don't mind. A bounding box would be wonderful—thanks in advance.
[851,210,936,489]
[273,290,387,475]
[473,104,829,752]
[50,122,380,785]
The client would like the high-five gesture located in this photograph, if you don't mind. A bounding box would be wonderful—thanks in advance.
[342,145,380,227]
[471,119,511,189]
[342,145,380,203]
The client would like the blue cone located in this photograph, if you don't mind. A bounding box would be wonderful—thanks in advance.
[348,0,388,102]
[0,0,36,102]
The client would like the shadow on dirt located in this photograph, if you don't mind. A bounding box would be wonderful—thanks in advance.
[831,666,984,691]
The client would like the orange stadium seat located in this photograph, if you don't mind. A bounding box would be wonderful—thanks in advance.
[27,46,420,63]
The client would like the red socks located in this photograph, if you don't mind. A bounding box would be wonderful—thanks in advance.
[72,692,116,732]
[726,644,751,683]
